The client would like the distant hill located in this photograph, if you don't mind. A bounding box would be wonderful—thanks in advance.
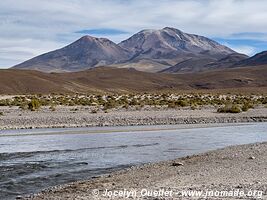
[162,53,249,73]
[234,51,267,67]
[1,66,267,94]
[12,27,247,73]
[161,57,217,73]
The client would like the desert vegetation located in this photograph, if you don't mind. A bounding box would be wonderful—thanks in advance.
[217,104,242,113]
[0,93,266,113]
[28,99,41,111]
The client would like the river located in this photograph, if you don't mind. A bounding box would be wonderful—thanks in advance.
[0,123,267,199]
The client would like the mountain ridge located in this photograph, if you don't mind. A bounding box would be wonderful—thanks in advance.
[12,27,246,73]
[162,53,249,73]
[233,51,267,67]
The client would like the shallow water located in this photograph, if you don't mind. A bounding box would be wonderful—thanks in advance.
[0,123,267,200]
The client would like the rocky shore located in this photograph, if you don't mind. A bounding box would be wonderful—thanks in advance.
[0,106,267,130]
[23,142,267,200]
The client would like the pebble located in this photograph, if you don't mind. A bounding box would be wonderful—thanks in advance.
[172,162,184,166]
[0,106,267,130]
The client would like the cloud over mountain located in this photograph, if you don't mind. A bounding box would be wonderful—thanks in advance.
[1,0,267,67]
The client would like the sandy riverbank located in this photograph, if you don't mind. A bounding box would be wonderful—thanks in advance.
[0,106,267,130]
[22,142,267,200]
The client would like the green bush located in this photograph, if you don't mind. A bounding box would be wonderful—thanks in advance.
[0,112,3,116]
[28,99,41,111]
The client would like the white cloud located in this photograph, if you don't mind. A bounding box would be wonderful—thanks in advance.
[1,0,267,67]
[229,45,257,56]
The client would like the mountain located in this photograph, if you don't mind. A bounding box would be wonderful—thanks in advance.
[1,66,267,94]
[233,51,267,67]
[161,57,217,73]
[162,53,249,73]
[205,53,249,69]
[13,27,245,73]
[117,27,237,72]
[13,36,130,72]
[119,27,234,59]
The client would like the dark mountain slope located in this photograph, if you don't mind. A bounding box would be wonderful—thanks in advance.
[234,51,267,67]
[13,36,130,72]
[162,53,249,73]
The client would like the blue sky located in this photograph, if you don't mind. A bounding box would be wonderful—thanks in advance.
[1,0,267,68]
[214,37,267,56]
[75,28,129,35]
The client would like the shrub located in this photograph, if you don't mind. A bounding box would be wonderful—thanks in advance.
[176,100,189,107]
[0,112,3,116]
[230,104,242,113]
[49,105,56,111]
[103,100,116,110]
[241,104,249,112]
[122,104,129,109]
[241,102,254,112]
[28,99,41,111]
[91,109,97,114]
[19,103,28,110]
[167,101,176,108]
[129,98,139,106]
[190,105,197,110]
[0,99,10,106]
[217,104,242,113]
